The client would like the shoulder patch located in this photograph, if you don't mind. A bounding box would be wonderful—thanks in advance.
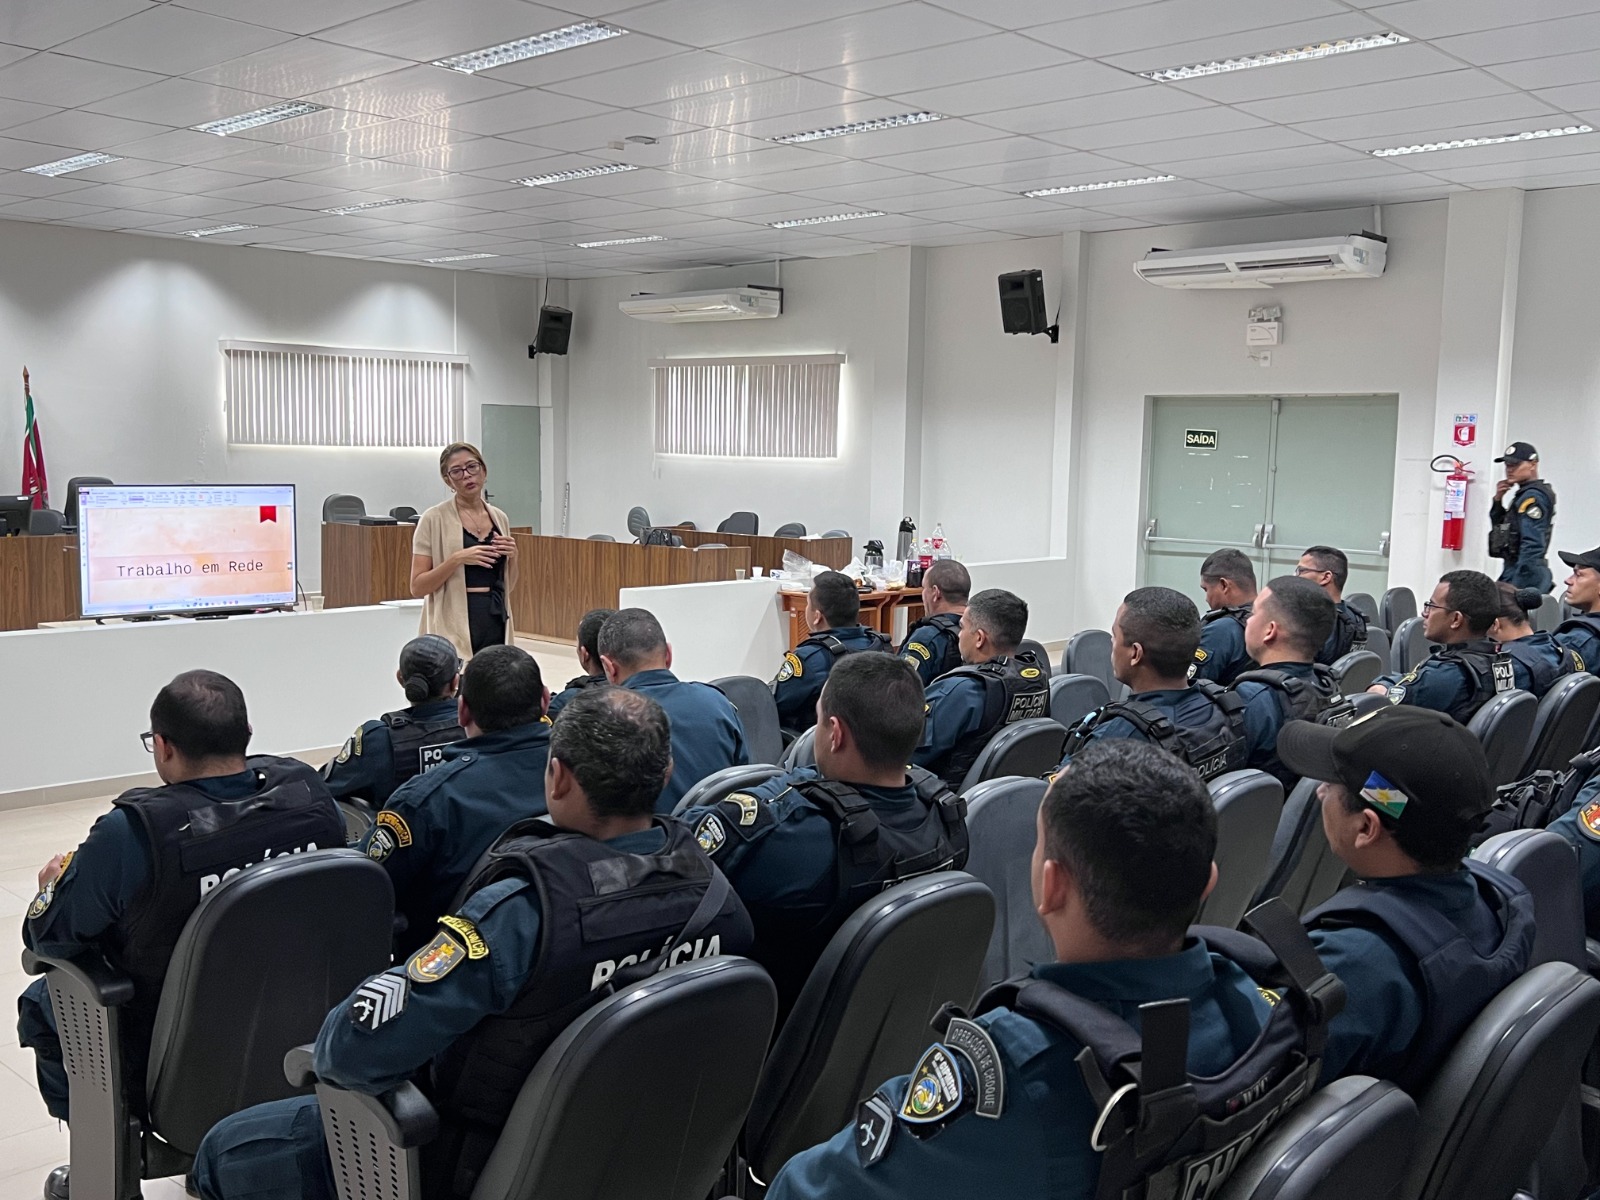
[1194,648,1209,663]
[1578,800,1600,843]
[376,809,413,847]
[439,915,489,959]
[856,1095,897,1168]
[406,930,467,983]
[349,973,409,1032]
[944,1017,1004,1118]
[334,736,354,765]
[26,850,74,920]
[1257,987,1282,1006]
[1519,495,1541,515]
[900,1044,964,1126]
[776,652,804,683]
[695,812,727,854]
[1386,686,1407,704]
[906,642,932,661]
[728,792,761,826]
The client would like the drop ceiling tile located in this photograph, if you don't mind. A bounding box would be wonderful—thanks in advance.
[308,64,523,121]
[61,182,187,210]
[47,209,149,230]
[898,195,1056,221]
[1490,50,1600,92]
[290,158,453,189]
[0,197,109,220]
[1041,106,1269,151]
[1293,94,1562,144]
[177,0,413,36]
[53,8,292,76]
[791,174,970,203]
[1099,14,1389,73]
[476,32,682,87]
[204,143,356,178]
[620,179,773,207]
[892,59,1147,118]
[1239,178,1456,206]
[380,136,552,172]
[211,202,356,225]
[1422,148,1600,184]
[715,4,993,74]
[819,117,1003,160]
[1216,159,1418,192]
[0,171,96,198]
[1438,164,1600,190]
[189,42,417,99]
[935,151,1158,189]
[1363,0,1600,39]
[607,0,889,44]
[272,212,402,234]
[1533,81,1600,112]
[726,99,927,141]
[3,109,167,150]
[81,78,291,127]
[1354,128,1600,170]
[213,178,350,205]
[1237,69,1514,126]
[1164,142,1376,178]
[873,134,1088,174]
[420,208,552,231]
[502,110,702,153]
[680,193,818,219]
[372,173,523,201]
[0,97,63,133]
[542,51,788,108]
[315,0,584,60]
[638,76,874,129]
[922,0,1177,28]
[977,83,1213,136]
[1028,0,1346,58]
[298,118,478,158]
[0,53,162,108]
[124,194,247,217]
[103,128,262,166]
[666,144,839,181]
[193,103,392,146]
[63,155,179,183]
[495,195,654,220]
[0,0,150,51]
[513,165,686,196]
[131,164,270,193]
[810,33,1073,96]
[1096,124,1318,169]
[416,90,614,136]
[1165,40,1457,105]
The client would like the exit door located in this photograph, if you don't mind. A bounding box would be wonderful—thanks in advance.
[480,403,541,531]
[1143,395,1398,606]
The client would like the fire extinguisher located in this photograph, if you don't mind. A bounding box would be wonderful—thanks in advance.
[1432,454,1472,551]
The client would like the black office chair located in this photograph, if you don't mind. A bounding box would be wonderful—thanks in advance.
[1195,770,1284,928]
[740,872,993,1186]
[956,718,1067,793]
[1344,592,1379,626]
[1466,690,1537,786]
[1536,593,1561,634]
[1391,616,1431,674]
[388,506,418,523]
[1328,649,1383,694]
[63,475,112,529]
[29,507,64,535]
[322,494,367,523]
[1063,628,1119,698]
[626,506,652,541]
[1520,673,1600,775]
[1016,639,1053,680]
[718,512,759,536]
[585,533,616,541]
[961,777,1053,990]
[298,957,777,1200]
[337,799,375,845]
[1380,586,1416,636]
[783,727,816,770]
[1361,625,1391,674]
[672,764,787,816]
[773,522,806,537]
[711,675,785,767]
[24,851,392,1200]
[821,529,849,539]
[1048,673,1110,729]
[1252,778,1349,917]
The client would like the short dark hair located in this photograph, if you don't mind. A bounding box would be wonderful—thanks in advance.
[818,653,924,771]
[459,645,544,732]
[1496,582,1543,624]
[1440,570,1500,636]
[1337,784,1473,873]
[809,571,861,629]
[1260,576,1336,660]
[1118,587,1201,678]
[150,670,251,760]
[1043,740,1217,951]
[597,608,668,669]
[576,607,616,664]
[1201,548,1256,591]
[966,588,1027,652]
[549,687,671,819]
[924,559,970,603]
[1302,545,1349,589]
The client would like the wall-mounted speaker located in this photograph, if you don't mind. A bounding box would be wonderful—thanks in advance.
[997,270,1058,343]
[529,305,572,357]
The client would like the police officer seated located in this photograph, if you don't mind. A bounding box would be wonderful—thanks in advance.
[1231,576,1343,789]
[17,670,342,1197]
[1055,587,1247,782]
[1193,548,1258,685]
[1491,581,1581,695]
[1554,546,1600,674]
[1489,441,1555,593]
[898,559,970,686]
[599,607,748,810]
[683,652,965,1017]
[359,644,551,955]
[1296,545,1368,664]
[546,606,614,719]
[1544,759,1600,929]
[322,635,464,809]
[773,570,891,733]
[1367,570,1513,724]
[1274,706,1534,1089]
[766,740,1293,1200]
[193,686,754,1200]
[913,588,1049,788]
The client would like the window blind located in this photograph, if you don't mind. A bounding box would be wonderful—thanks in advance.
[651,354,843,459]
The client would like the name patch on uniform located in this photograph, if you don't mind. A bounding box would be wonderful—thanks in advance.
[1492,655,1515,693]
[1578,801,1600,843]
[349,973,408,1032]
[906,642,931,661]
[776,652,803,682]
[943,1017,1004,1118]
[695,813,726,854]
[1360,771,1408,819]
[855,1095,896,1168]
[407,931,467,983]
[376,810,413,848]
[439,915,489,959]
[419,745,448,773]
[26,851,74,920]
[729,793,761,826]
[899,1044,963,1125]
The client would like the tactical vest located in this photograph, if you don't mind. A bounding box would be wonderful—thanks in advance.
[1432,640,1516,718]
[1305,861,1533,1090]
[1320,605,1369,664]
[1232,666,1357,728]
[560,672,605,697]
[1203,605,1251,631]
[1499,635,1581,697]
[425,817,753,1200]
[967,902,1342,1200]
[1489,480,1555,560]
[904,612,964,676]
[107,758,343,1105]
[801,627,893,659]
[1556,613,1600,654]
[936,651,1051,784]
[1064,680,1248,781]
[380,706,465,790]
[1475,747,1600,845]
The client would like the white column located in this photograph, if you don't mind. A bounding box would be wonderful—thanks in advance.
[1050,232,1090,573]
[539,277,569,536]
[866,246,927,546]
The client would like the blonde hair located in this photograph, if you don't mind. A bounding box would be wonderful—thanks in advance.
[439,442,485,479]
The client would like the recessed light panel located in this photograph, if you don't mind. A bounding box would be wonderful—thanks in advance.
[573,235,668,248]
[1023,174,1176,197]
[320,199,416,215]
[181,224,258,237]
[772,112,945,144]
[23,152,121,177]
[192,101,326,136]
[423,253,499,263]
[511,163,636,186]
[1141,32,1409,81]
[433,22,627,73]
[769,211,887,229]
[1371,124,1594,157]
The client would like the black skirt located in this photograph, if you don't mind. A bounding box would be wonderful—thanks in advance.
[467,589,507,654]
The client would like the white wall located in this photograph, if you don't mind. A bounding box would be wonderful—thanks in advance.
[0,219,541,589]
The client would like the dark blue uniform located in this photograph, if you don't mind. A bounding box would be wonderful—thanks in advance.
[1370,640,1509,725]
[1555,614,1600,678]
[1193,607,1253,685]
[899,613,963,687]
[621,669,748,812]
[914,673,988,781]
[774,626,892,732]
[1053,686,1224,771]
[1499,631,1580,696]
[193,827,670,1200]
[359,720,551,951]
[1491,480,1555,593]
[765,940,1273,1200]
[547,673,604,719]
[1318,600,1368,666]
[1547,777,1600,927]
[1234,662,1320,788]
[320,697,461,807]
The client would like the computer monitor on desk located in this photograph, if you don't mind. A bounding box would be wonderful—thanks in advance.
[0,494,32,536]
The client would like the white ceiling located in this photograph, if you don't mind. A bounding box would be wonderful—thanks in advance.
[0,0,1597,276]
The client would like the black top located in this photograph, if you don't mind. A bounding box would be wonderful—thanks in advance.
[462,519,503,591]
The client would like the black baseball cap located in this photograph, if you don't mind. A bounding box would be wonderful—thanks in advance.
[1276,706,1492,833]
[1494,441,1539,464]
[1559,547,1600,572]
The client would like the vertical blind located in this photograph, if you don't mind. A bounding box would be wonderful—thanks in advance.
[222,339,467,448]
[651,354,844,458]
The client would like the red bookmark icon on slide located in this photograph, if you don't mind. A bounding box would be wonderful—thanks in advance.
[259,506,277,523]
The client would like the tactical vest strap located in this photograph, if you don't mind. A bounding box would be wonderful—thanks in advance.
[794,778,882,863]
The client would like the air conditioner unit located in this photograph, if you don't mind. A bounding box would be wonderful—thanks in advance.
[619,286,783,322]
[1133,234,1387,289]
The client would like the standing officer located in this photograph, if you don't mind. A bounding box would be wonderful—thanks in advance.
[1554,547,1600,673]
[1367,571,1514,724]
[1192,548,1258,684]
[683,652,966,1016]
[360,644,551,954]
[322,635,464,808]
[18,671,342,1198]
[547,607,614,719]
[914,589,1049,788]
[773,571,891,733]
[193,686,754,1200]
[1489,442,1555,593]
[898,559,970,685]
[1296,545,1368,664]
[1491,582,1581,695]
[600,608,748,811]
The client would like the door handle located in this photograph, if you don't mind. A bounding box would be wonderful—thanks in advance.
[1379,531,1391,558]
[1145,518,1157,544]
[1262,523,1275,547]
[1251,523,1265,548]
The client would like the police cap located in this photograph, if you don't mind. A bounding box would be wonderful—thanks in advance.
[1559,547,1600,572]
[1493,441,1538,464]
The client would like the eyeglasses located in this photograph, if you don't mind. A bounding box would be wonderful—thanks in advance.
[1294,565,1329,578]
[140,731,155,753]
[1421,599,1451,615]
[446,462,483,480]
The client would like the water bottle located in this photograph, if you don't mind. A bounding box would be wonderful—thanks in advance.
[929,522,951,560]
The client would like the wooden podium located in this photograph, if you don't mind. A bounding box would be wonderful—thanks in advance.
[321,523,416,609]
[0,534,80,631]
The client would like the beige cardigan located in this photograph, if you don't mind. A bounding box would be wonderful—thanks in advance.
[412,497,515,659]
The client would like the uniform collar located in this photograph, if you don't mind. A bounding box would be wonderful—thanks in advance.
[605,825,668,853]
[1257,661,1316,678]
[622,668,679,690]
[410,697,460,719]
[1349,868,1477,913]
[1128,687,1192,702]
[188,767,262,799]
[1032,938,1217,1004]
[446,719,551,760]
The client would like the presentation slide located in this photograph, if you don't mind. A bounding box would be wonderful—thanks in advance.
[78,484,297,619]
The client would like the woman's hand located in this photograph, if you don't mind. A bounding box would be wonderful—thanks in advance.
[451,544,499,570]
[490,534,518,563]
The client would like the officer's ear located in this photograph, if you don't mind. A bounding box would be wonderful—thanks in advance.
[662,642,674,670]
[1198,861,1218,905]
[599,654,622,684]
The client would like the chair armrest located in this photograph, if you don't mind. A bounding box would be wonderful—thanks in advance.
[283,1044,317,1089]
[1587,938,1600,980]
[21,948,135,1007]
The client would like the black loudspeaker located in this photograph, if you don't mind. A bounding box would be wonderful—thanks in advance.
[997,270,1058,343]
[529,305,572,356]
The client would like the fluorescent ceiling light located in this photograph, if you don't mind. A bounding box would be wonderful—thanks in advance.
[181,223,258,238]
[192,101,326,136]
[769,210,887,229]
[1023,174,1176,197]
[772,112,944,144]
[423,253,498,263]
[1140,31,1410,81]
[1370,123,1594,157]
[433,21,627,73]
[319,198,415,215]
[512,162,636,186]
[23,152,121,177]
[573,235,667,248]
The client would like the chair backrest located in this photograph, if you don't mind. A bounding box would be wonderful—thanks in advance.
[1380,586,1417,635]
[585,532,616,541]
[710,675,785,767]
[1216,1076,1418,1200]
[1195,770,1285,928]
[1360,625,1390,672]
[1391,616,1430,674]
[388,506,418,522]
[322,493,367,523]
[956,718,1067,794]
[1345,592,1379,626]
[1048,673,1110,729]
[1328,649,1383,695]
[821,528,849,538]
[1252,778,1323,911]
[1472,829,1586,969]
[29,507,63,535]
[773,522,806,537]
[63,475,113,528]
[1405,963,1600,1200]
[626,506,651,538]
[783,726,816,770]
[1521,672,1600,775]
[1466,689,1537,786]
[1017,639,1053,680]
[1536,593,1561,633]
[469,958,777,1200]
[962,777,1053,989]
[743,872,994,1181]
[145,850,393,1154]
[1063,628,1117,695]
[671,763,786,816]
[718,511,759,535]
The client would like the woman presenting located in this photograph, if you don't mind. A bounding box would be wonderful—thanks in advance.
[410,441,519,657]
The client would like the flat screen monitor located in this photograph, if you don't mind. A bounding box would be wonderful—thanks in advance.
[0,494,31,536]
[78,484,298,619]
